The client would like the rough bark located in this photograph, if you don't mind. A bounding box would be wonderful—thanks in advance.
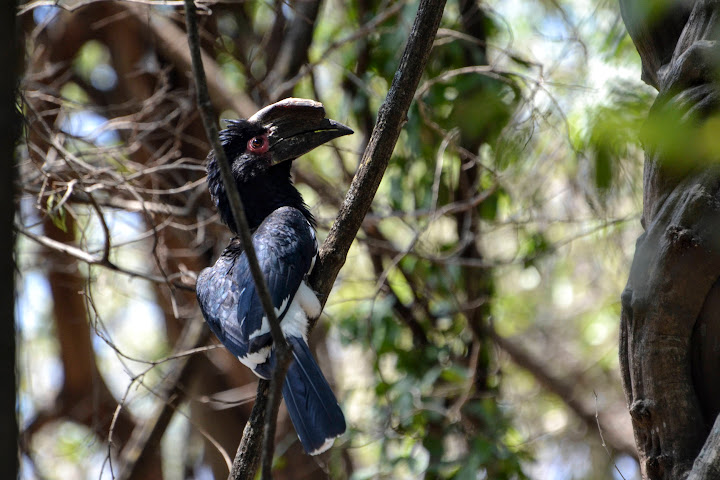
[619,1,720,478]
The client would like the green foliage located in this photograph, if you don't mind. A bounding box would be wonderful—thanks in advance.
[520,232,552,268]
[59,82,89,105]
[336,272,529,477]
[319,1,647,477]
[644,102,720,169]
[46,194,68,232]
[582,84,652,195]
[73,40,111,80]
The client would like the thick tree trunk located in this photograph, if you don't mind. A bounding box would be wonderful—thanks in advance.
[1,0,20,478]
[619,1,720,478]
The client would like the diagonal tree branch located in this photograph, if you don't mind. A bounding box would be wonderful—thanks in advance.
[308,0,448,309]
[182,1,293,479]
[183,1,283,352]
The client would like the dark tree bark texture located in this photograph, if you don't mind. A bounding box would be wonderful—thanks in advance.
[1,0,20,478]
[619,1,720,478]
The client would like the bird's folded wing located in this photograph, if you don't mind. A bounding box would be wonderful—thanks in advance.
[196,207,317,361]
[237,207,317,354]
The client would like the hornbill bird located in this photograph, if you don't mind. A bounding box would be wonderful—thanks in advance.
[196,98,353,455]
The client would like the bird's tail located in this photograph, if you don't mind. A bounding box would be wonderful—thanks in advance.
[282,335,346,455]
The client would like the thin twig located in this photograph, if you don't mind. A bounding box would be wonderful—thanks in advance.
[115,317,210,480]
[126,3,256,118]
[594,391,628,480]
[17,226,196,291]
[183,1,291,478]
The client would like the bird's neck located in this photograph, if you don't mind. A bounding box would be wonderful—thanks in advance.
[241,183,313,230]
[218,164,314,232]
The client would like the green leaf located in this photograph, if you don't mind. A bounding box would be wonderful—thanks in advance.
[46,194,68,232]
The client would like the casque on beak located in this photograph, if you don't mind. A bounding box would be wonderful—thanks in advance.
[248,98,354,164]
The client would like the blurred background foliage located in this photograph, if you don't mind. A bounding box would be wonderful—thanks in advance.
[16,0,661,478]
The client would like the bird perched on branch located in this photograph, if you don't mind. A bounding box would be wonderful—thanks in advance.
[196,98,352,455]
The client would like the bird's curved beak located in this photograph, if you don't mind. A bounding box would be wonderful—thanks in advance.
[249,98,353,165]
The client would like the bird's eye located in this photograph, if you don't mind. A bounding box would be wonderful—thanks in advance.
[247,135,268,153]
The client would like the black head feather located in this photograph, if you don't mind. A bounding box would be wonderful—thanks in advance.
[206,120,313,232]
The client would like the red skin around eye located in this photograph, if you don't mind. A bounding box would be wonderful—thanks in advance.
[247,134,269,154]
